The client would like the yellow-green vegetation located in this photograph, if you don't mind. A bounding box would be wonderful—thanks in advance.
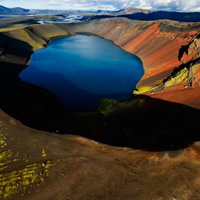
[0,26,28,33]
[0,161,54,199]
[7,28,44,50]
[0,23,72,59]
[98,98,119,116]
[0,130,55,198]
[164,67,189,87]
[42,149,47,157]
[133,86,152,94]
[98,97,145,116]
[0,150,13,171]
[0,132,54,198]
[0,132,14,171]
[0,131,7,149]
[27,24,69,42]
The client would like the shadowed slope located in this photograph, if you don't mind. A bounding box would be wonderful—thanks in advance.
[1,62,200,151]
[1,107,200,199]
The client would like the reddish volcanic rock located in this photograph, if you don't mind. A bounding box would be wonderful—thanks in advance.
[149,86,200,110]
[72,19,199,90]
[191,64,200,87]
[75,18,200,109]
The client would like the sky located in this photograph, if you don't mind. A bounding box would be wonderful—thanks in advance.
[1,0,200,12]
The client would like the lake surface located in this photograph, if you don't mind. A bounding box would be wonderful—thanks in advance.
[19,34,144,110]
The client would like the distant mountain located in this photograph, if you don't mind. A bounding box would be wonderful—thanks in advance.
[78,7,153,16]
[113,7,154,15]
[0,5,12,13]
[74,9,125,16]
[0,5,31,15]
[28,9,40,14]
[10,7,30,13]
[90,7,200,22]
[119,10,200,22]
[94,9,125,14]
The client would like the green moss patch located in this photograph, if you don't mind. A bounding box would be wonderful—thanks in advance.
[97,97,145,116]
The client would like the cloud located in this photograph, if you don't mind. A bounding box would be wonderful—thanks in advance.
[44,0,65,6]
[2,0,200,12]
[42,0,200,11]
[44,0,121,10]
[128,0,200,12]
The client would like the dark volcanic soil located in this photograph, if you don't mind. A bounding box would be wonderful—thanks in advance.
[2,105,200,200]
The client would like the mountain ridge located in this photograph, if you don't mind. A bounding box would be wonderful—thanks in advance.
[0,5,30,14]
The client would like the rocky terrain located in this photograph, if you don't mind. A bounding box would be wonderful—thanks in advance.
[1,17,200,199]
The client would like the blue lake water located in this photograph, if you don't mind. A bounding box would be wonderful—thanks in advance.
[19,34,144,110]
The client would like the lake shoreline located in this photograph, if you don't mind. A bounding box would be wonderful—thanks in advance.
[19,34,144,110]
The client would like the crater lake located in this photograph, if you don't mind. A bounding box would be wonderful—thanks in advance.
[19,34,144,110]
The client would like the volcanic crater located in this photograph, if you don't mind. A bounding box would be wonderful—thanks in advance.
[1,16,200,199]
